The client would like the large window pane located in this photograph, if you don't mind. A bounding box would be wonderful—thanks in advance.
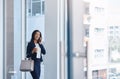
[66,0,120,79]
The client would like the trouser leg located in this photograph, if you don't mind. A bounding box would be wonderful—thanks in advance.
[30,59,41,79]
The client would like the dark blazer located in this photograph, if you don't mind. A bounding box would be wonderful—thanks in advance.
[26,41,46,62]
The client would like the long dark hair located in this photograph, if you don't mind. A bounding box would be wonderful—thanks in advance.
[30,30,42,43]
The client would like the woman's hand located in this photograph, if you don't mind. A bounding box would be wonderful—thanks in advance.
[32,48,38,53]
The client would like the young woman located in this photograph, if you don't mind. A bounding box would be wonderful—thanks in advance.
[26,30,46,79]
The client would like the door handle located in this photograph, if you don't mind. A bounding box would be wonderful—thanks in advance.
[73,52,87,58]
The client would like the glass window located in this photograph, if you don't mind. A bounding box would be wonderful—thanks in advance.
[27,0,45,16]
[27,0,32,16]
[32,1,41,16]
[42,1,45,14]
[92,69,107,79]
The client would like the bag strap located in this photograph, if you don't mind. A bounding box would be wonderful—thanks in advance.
[25,57,32,60]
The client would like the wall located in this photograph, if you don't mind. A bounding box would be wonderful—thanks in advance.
[0,0,3,79]
[44,0,59,79]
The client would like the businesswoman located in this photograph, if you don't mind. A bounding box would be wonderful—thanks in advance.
[26,30,46,79]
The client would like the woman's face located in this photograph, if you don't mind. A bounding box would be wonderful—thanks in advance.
[34,32,40,41]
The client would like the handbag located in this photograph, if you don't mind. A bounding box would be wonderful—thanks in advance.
[20,58,34,72]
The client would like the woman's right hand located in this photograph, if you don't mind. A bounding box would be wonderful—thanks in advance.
[32,48,38,53]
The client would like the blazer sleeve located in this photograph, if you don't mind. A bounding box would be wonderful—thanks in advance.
[26,42,33,58]
[40,44,46,55]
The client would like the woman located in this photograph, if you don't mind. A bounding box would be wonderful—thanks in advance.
[26,30,46,79]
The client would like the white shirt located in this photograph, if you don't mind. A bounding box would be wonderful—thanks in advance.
[35,43,41,58]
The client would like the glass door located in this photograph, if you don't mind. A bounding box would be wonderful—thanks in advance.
[66,0,87,79]
[25,0,45,79]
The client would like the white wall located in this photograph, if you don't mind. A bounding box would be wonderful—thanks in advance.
[44,0,60,79]
[0,0,3,79]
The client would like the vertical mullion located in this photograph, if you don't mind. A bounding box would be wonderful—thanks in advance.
[3,0,6,79]
[21,0,26,79]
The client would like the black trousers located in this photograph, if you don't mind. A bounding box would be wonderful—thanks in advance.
[30,59,41,79]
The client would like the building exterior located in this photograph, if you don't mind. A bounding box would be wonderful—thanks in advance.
[83,0,120,79]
